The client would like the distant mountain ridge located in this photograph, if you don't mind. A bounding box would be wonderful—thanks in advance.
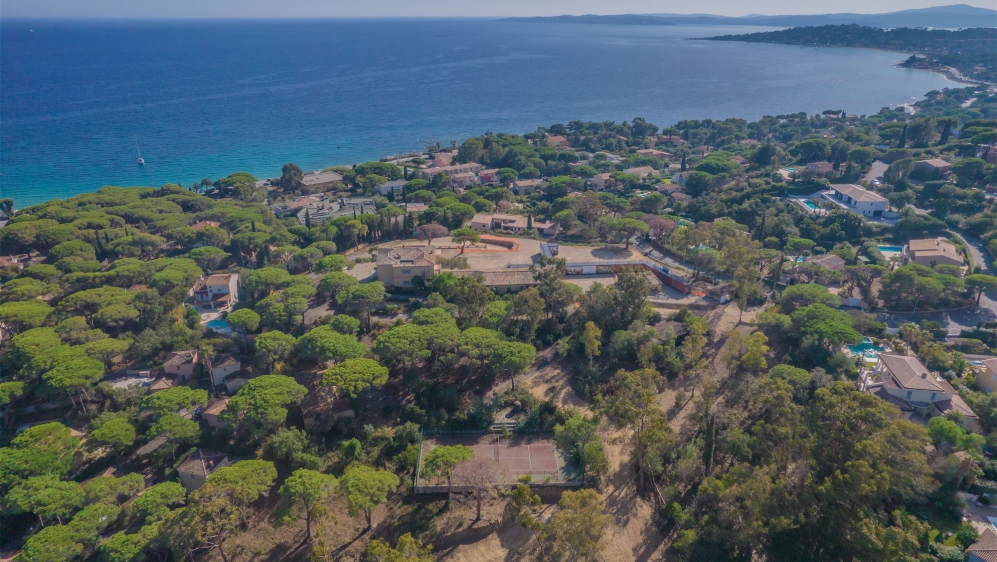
[502,4,997,29]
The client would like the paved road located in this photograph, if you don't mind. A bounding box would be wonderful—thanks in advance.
[864,161,889,183]
[951,230,993,275]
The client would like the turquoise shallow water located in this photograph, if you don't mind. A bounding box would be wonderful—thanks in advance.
[1,18,955,207]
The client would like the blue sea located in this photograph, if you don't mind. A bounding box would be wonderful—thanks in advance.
[1,18,956,207]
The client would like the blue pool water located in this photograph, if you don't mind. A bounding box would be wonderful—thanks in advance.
[1,19,955,206]
[878,245,904,253]
[848,337,885,358]
[804,200,818,210]
[206,318,231,332]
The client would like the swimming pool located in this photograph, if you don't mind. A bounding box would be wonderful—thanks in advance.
[803,200,817,210]
[878,245,904,253]
[206,318,232,333]
[847,337,885,359]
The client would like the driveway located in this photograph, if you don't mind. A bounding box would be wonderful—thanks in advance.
[951,230,993,275]
[864,160,889,183]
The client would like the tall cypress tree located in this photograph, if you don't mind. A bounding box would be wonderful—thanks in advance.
[897,123,908,149]
[304,209,311,229]
[680,153,687,172]
[938,119,953,145]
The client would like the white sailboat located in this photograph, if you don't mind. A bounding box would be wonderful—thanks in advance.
[136,143,145,165]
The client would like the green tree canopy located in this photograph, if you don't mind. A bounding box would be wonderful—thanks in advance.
[492,341,537,390]
[339,465,400,529]
[204,459,278,506]
[253,330,297,371]
[4,475,84,527]
[278,468,337,541]
[225,308,261,334]
[0,422,80,488]
[148,414,201,461]
[422,445,473,500]
[142,386,209,418]
[322,358,388,398]
[131,482,186,524]
[223,375,307,435]
[779,283,840,312]
[297,325,367,365]
[0,300,52,334]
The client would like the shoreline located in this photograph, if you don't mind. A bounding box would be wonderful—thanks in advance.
[5,47,979,211]
[706,38,988,88]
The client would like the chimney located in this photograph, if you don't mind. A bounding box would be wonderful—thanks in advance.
[921,372,927,378]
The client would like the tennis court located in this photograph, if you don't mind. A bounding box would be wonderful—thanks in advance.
[416,433,578,489]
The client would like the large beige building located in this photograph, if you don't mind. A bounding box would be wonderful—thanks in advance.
[376,246,441,289]
[864,354,978,431]
[904,238,964,269]
[973,357,997,395]
[469,213,558,237]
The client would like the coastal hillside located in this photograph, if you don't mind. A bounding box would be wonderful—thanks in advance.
[706,25,997,84]
[503,4,997,29]
[2,83,997,562]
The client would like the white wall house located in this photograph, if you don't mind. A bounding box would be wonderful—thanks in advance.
[865,354,978,431]
[827,184,887,218]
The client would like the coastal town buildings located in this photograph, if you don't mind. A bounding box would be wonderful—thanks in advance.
[512,179,543,195]
[826,184,888,218]
[971,358,997,394]
[177,449,229,493]
[450,172,479,189]
[375,246,441,289]
[478,169,500,184]
[904,238,964,269]
[469,213,558,237]
[453,270,538,294]
[416,162,483,180]
[864,354,979,431]
[545,135,568,149]
[201,397,230,429]
[163,350,198,382]
[207,353,241,388]
[588,173,617,191]
[190,273,239,311]
[300,170,343,191]
[671,171,692,186]
[624,166,658,179]
[914,158,952,178]
[375,179,406,196]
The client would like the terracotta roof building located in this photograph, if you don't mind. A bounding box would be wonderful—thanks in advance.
[208,353,241,388]
[163,350,198,383]
[191,220,221,230]
[546,135,568,149]
[905,238,963,269]
[969,526,997,562]
[177,449,230,492]
[202,397,231,429]
[865,354,979,431]
[190,273,239,311]
[453,270,538,294]
[300,170,344,190]
[468,213,558,237]
[376,246,441,289]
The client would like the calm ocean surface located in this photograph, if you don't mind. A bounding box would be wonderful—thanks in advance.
[2,18,955,207]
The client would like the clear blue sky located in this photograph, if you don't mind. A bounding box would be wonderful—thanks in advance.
[3,0,993,18]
